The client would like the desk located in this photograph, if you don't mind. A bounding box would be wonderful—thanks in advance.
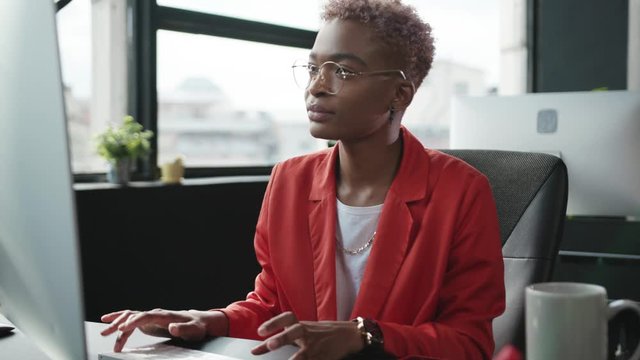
[0,314,297,359]
[0,313,50,359]
[87,322,297,360]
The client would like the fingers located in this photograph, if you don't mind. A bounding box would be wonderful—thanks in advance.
[101,310,127,323]
[252,311,299,355]
[257,311,298,337]
[101,309,210,353]
[252,322,305,355]
[118,309,190,334]
[251,342,270,355]
[114,329,134,353]
[267,323,305,350]
[168,321,206,341]
[101,310,137,336]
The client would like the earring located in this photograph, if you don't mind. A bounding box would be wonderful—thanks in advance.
[388,105,396,122]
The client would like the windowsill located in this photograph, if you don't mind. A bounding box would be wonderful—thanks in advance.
[73,175,270,191]
[73,165,275,184]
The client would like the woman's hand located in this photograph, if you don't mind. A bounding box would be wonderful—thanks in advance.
[100,308,228,352]
[251,311,364,360]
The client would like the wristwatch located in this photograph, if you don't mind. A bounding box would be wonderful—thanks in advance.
[353,316,384,350]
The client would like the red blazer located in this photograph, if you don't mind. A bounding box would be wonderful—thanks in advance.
[220,128,505,359]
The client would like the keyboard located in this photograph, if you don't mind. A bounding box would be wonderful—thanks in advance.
[99,343,242,360]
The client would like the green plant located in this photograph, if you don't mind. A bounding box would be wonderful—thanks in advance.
[95,115,153,163]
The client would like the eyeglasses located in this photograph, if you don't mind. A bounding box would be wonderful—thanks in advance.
[291,60,408,95]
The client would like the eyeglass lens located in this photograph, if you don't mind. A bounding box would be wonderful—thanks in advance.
[293,61,345,94]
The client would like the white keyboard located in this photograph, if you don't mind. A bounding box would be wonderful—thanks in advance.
[99,343,242,360]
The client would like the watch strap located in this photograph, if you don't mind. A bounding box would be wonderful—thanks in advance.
[353,316,384,350]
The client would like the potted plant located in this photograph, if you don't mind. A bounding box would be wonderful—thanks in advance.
[95,115,153,184]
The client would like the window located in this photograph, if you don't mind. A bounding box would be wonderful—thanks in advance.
[57,0,128,174]
[157,31,318,167]
[401,0,500,148]
[56,0,94,173]
[59,0,502,176]
[155,0,500,158]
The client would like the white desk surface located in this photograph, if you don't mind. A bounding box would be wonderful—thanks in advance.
[0,313,50,360]
[1,313,297,359]
[87,322,298,360]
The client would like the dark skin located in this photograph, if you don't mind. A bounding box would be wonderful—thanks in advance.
[100,19,415,360]
[305,20,414,207]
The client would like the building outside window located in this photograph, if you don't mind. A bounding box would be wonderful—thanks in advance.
[57,0,502,173]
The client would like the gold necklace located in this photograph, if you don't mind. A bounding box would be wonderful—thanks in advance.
[339,231,376,256]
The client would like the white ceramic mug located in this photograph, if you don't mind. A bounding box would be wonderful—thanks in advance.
[526,282,640,360]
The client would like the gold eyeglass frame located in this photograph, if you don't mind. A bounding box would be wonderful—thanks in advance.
[292,60,413,95]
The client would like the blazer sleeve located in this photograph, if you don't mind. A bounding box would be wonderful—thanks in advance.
[217,163,282,340]
[380,175,506,359]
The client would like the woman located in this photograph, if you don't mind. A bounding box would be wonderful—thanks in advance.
[101,1,505,358]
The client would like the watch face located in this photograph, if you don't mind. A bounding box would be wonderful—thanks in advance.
[363,318,384,346]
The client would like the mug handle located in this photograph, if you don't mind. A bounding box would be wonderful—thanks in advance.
[609,299,640,360]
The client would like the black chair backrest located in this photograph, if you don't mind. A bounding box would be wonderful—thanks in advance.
[441,149,568,354]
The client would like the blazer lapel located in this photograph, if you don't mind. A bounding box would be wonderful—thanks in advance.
[308,145,339,320]
[351,192,413,318]
[351,127,430,319]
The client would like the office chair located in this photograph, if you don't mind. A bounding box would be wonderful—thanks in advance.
[441,150,568,354]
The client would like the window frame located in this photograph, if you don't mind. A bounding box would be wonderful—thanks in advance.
[103,1,316,182]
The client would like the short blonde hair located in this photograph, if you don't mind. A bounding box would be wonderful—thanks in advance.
[322,0,435,89]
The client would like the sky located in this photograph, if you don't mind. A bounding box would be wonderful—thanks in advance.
[56,0,500,105]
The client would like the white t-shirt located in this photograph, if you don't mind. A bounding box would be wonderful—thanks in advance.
[335,198,383,321]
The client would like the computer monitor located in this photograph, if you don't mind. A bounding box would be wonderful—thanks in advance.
[451,90,640,218]
[0,0,88,359]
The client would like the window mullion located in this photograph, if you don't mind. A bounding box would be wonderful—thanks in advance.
[155,6,316,49]
[127,0,158,180]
